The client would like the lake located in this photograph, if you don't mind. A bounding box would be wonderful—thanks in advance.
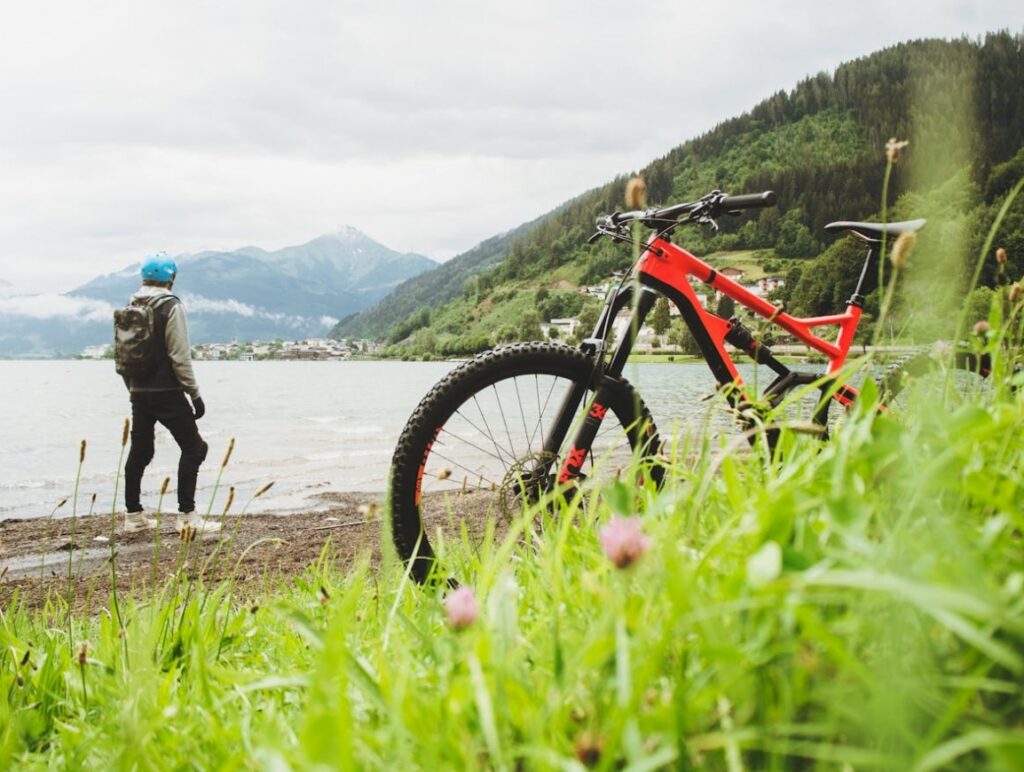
[0,358,759,521]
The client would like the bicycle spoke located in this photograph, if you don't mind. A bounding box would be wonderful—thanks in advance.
[422,446,501,490]
[437,423,509,468]
[530,373,560,451]
[492,383,520,462]
[513,377,532,453]
[472,394,514,467]
[540,372,573,450]
[533,374,544,449]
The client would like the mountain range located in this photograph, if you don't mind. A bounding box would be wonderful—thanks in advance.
[6,34,1023,359]
[0,228,435,357]
[334,32,1024,350]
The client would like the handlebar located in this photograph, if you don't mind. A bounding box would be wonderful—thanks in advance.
[719,190,777,210]
[594,189,776,240]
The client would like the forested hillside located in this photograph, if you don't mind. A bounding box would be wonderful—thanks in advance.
[330,222,534,340]
[334,32,1024,350]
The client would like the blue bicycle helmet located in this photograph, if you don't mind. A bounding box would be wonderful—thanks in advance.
[140,252,177,283]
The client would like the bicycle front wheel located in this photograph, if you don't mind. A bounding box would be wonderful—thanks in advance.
[390,342,660,582]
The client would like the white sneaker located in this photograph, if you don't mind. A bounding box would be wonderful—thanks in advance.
[175,512,222,537]
[123,511,157,533]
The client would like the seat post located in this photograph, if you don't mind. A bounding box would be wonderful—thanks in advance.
[848,245,876,308]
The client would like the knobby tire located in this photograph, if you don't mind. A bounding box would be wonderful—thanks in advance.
[389,342,659,583]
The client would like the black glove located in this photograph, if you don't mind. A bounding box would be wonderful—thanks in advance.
[192,396,206,420]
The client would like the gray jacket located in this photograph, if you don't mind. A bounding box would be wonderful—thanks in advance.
[125,286,201,400]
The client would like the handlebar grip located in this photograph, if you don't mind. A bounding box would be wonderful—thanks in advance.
[719,191,776,210]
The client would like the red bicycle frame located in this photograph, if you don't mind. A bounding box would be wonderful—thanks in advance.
[637,233,861,407]
[551,231,868,484]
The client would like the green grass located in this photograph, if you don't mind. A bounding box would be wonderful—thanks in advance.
[6,158,1024,765]
[703,250,796,281]
[3,326,1023,768]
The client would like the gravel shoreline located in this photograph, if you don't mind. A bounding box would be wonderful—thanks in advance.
[0,491,386,612]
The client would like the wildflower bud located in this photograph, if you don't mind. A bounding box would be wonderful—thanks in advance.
[574,731,604,768]
[77,641,89,666]
[357,502,379,521]
[890,230,916,270]
[121,418,130,448]
[1010,283,1022,304]
[223,486,235,515]
[436,468,452,481]
[79,439,87,464]
[885,138,909,164]
[160,477,170,495]
[318,586,330,606]
[56,497,68,509]
[996,247,1008,264]
[599,516,651,569]
[444,586,479,630]
[930,341,952,361]
[625,176,647,209]
[973,320,991,336]
[221,438,236,468]
[254,481,275,498]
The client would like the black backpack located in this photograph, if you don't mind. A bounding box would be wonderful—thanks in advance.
[113,295,177,378]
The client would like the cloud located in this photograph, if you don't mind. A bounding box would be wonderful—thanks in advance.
[0,294,114,322]
[1,1,1020,293]
[180,294,257,317]
[0,290,336,337]
[180,293,332,328]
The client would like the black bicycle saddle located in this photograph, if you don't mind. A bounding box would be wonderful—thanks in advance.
[824,218,926,243]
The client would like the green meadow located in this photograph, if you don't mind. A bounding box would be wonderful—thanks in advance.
[3,315,1023,770]
[3,178,1024,770]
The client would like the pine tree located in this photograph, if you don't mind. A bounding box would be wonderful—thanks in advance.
[650,298,671,335]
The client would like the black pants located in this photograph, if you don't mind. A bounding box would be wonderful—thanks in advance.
[125,391,208,514]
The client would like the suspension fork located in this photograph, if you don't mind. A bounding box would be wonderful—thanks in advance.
[528,286,633,482]
[550,287,658,484]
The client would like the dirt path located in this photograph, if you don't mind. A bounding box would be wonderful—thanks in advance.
[0,492,387,612]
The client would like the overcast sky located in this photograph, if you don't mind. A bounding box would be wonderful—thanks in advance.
[0,1,1020,293]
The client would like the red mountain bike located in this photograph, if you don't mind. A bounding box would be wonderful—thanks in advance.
[390,190,989,582]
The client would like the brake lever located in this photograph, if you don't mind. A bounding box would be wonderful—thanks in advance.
[589,221,632,245]
[686,212,719,232]
[609,224,632,243]
[682,206,720,232]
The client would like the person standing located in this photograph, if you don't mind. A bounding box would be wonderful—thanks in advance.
[119,253,220,535]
